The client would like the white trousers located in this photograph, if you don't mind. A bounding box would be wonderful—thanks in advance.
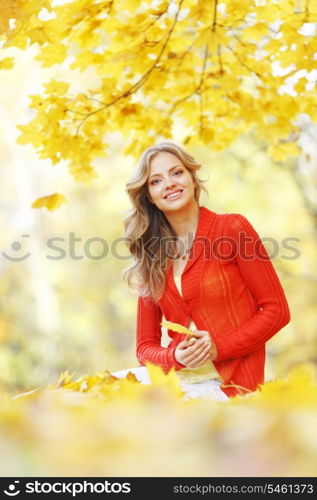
[111,366,229,402]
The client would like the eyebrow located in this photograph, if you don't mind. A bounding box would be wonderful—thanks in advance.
[148,164,183,181]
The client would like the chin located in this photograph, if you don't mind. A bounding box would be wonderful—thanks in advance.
[163,199,190,212]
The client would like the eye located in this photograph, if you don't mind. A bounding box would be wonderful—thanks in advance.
[149,169,183,186]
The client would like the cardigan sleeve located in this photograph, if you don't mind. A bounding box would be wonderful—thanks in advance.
[136,294,185,373]
[213,213,291,361]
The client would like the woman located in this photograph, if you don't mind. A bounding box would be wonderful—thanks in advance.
[112,142,291,400]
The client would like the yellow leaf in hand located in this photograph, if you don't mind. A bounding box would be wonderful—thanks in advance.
[161,321,194,337]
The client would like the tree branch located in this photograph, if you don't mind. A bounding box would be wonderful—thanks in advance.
[211,0,218,32]
[225,43,262,79]
[75,0,185,136]
[198,44,209,138]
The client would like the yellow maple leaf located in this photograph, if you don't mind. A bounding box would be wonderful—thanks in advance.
[35,43,67,67]
[43,79,69,96]
[268,142,301,162]
[0,0,20,35]
[32,193,67,211]
[294,77,308,94]
[53,370,77,389]
[145,362,184,398]
[243,364,317,410]
[16,122,43,149]
[69,163,98,184]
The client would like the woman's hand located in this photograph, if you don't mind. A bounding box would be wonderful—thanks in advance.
[174,330,218,368]
[192,330,218,360]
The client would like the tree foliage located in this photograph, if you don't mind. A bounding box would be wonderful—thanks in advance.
[1,0,317,206]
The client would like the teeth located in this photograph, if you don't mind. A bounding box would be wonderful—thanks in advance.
[166,191,181,199]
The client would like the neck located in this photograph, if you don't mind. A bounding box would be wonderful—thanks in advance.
[164,201,200,239]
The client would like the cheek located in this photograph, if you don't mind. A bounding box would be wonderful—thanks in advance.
[184,174,195,188]
[148,185,160,200]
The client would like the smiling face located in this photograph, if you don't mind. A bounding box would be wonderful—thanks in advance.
[147,151,197,213]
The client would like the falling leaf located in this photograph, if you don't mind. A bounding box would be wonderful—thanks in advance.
[32,193,66,211]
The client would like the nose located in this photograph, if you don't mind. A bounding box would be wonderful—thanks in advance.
[164,175,176,189]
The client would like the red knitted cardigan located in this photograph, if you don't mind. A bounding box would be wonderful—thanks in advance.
[136,206,291,398]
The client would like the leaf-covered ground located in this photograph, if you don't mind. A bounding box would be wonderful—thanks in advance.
[1,363,316,477]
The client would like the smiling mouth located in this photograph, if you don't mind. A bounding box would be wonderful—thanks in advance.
[164,190,183,200]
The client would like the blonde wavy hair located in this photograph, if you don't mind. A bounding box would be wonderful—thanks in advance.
[123,142,209,302]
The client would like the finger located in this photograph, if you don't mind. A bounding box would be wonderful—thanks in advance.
[192,344,211,365]
[188,349,211,368]
[189,358,209,368]
[189,337,210,349]
[190,340,211,357]
[184,337,195,348]
[182,340,209,360]
[189,330,204,340]
[183,342,210,364]
[191,330,208,339]
[192,335,211,347]
[187,353,210,368]
[178,340,190,349]
[196,343,211,361]
[192,330,203,337]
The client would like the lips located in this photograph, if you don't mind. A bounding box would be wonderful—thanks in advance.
[164,189,183,200]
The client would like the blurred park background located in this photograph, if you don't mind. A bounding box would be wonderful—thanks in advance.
[0,0,317,477]
[1,48,316,394]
